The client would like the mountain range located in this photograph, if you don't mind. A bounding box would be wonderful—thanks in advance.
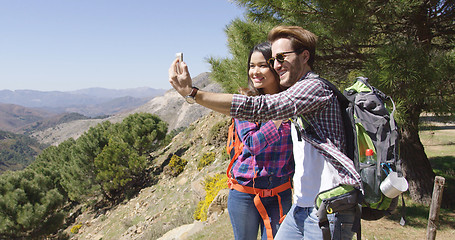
[0,87,166,117]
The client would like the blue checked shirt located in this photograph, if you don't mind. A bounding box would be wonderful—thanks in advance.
[231,119,294,185]
[230,72,361,187]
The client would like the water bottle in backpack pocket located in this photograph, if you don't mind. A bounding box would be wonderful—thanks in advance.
[359,149,383,204]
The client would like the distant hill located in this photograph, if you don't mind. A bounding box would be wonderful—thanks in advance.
[69,87,164,99]
[0,103,95,133]
[63,95,153,117]
[0,103,57,132]
[19,112,91,135]
[0,87,167,117]
[0,130,47,174]
[110,72,223,131]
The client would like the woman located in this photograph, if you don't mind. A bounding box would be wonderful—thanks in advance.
[227,42,294,240]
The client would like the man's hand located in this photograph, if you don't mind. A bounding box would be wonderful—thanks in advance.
[168,58,233,116]
[169,58,193,97]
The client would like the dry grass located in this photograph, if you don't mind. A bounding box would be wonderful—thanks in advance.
[188,206,455,240]
[189,213,235,240]
[420,128,455,158]
[359,216,455,239]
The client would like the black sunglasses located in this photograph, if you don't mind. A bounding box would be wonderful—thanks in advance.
[267,49,305,66]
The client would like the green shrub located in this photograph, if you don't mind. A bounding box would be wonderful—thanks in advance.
[116,113,168,155]
[70,224,82,234]
[208,119,230,146]
[197,152,216,171]
[168,154,188,177]
[184,125,196,138]
[94,138,147,198]
[193,173,228,221]
[0,169,66,238]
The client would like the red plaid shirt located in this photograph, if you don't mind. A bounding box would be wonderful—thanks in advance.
[230,119,294,185]
[230,72,361,187]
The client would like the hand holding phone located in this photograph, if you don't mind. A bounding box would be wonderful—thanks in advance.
[175,52,183,74]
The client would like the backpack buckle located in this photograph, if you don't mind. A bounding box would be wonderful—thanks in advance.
[260,189,274,198]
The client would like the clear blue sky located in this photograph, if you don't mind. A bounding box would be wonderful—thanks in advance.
[0,0,244,91]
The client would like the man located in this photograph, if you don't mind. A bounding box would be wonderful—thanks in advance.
[169,25,361,239]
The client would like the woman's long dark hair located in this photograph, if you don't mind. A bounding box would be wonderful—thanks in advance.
[240,42,280,96]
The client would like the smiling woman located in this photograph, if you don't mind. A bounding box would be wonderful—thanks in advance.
[245,42,281,96]
[225,42,294,240]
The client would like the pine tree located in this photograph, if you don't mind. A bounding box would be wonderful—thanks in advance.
[115,113,168,155]
[215,0,455,204]
[0,169,65,238]
[94,113,167,200]
[62,121,112,201]
[94,137,147,199]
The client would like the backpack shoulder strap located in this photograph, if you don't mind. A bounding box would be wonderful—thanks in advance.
[226,120,262,179]
[317,77,355,163]
[317,77,349,108]
[226,118,243,179]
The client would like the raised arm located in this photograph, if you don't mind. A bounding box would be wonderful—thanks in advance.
[168,58,233,116]
[168,60,331,122]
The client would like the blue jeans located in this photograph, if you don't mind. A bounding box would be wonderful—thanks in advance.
[275,204,356,240]
[227,176,292,240]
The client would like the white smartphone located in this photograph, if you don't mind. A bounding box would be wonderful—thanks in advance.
[176,52,183,74]
[176,52,183,62]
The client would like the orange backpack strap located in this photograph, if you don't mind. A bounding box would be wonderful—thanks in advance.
[226,118,235,158]
[226,118,243,179]
[229,180,292,240]
[254,195,274,239]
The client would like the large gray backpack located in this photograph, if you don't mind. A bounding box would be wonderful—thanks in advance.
[311,77,405,240]
[316,76,402,219]
[342,77,402,220]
